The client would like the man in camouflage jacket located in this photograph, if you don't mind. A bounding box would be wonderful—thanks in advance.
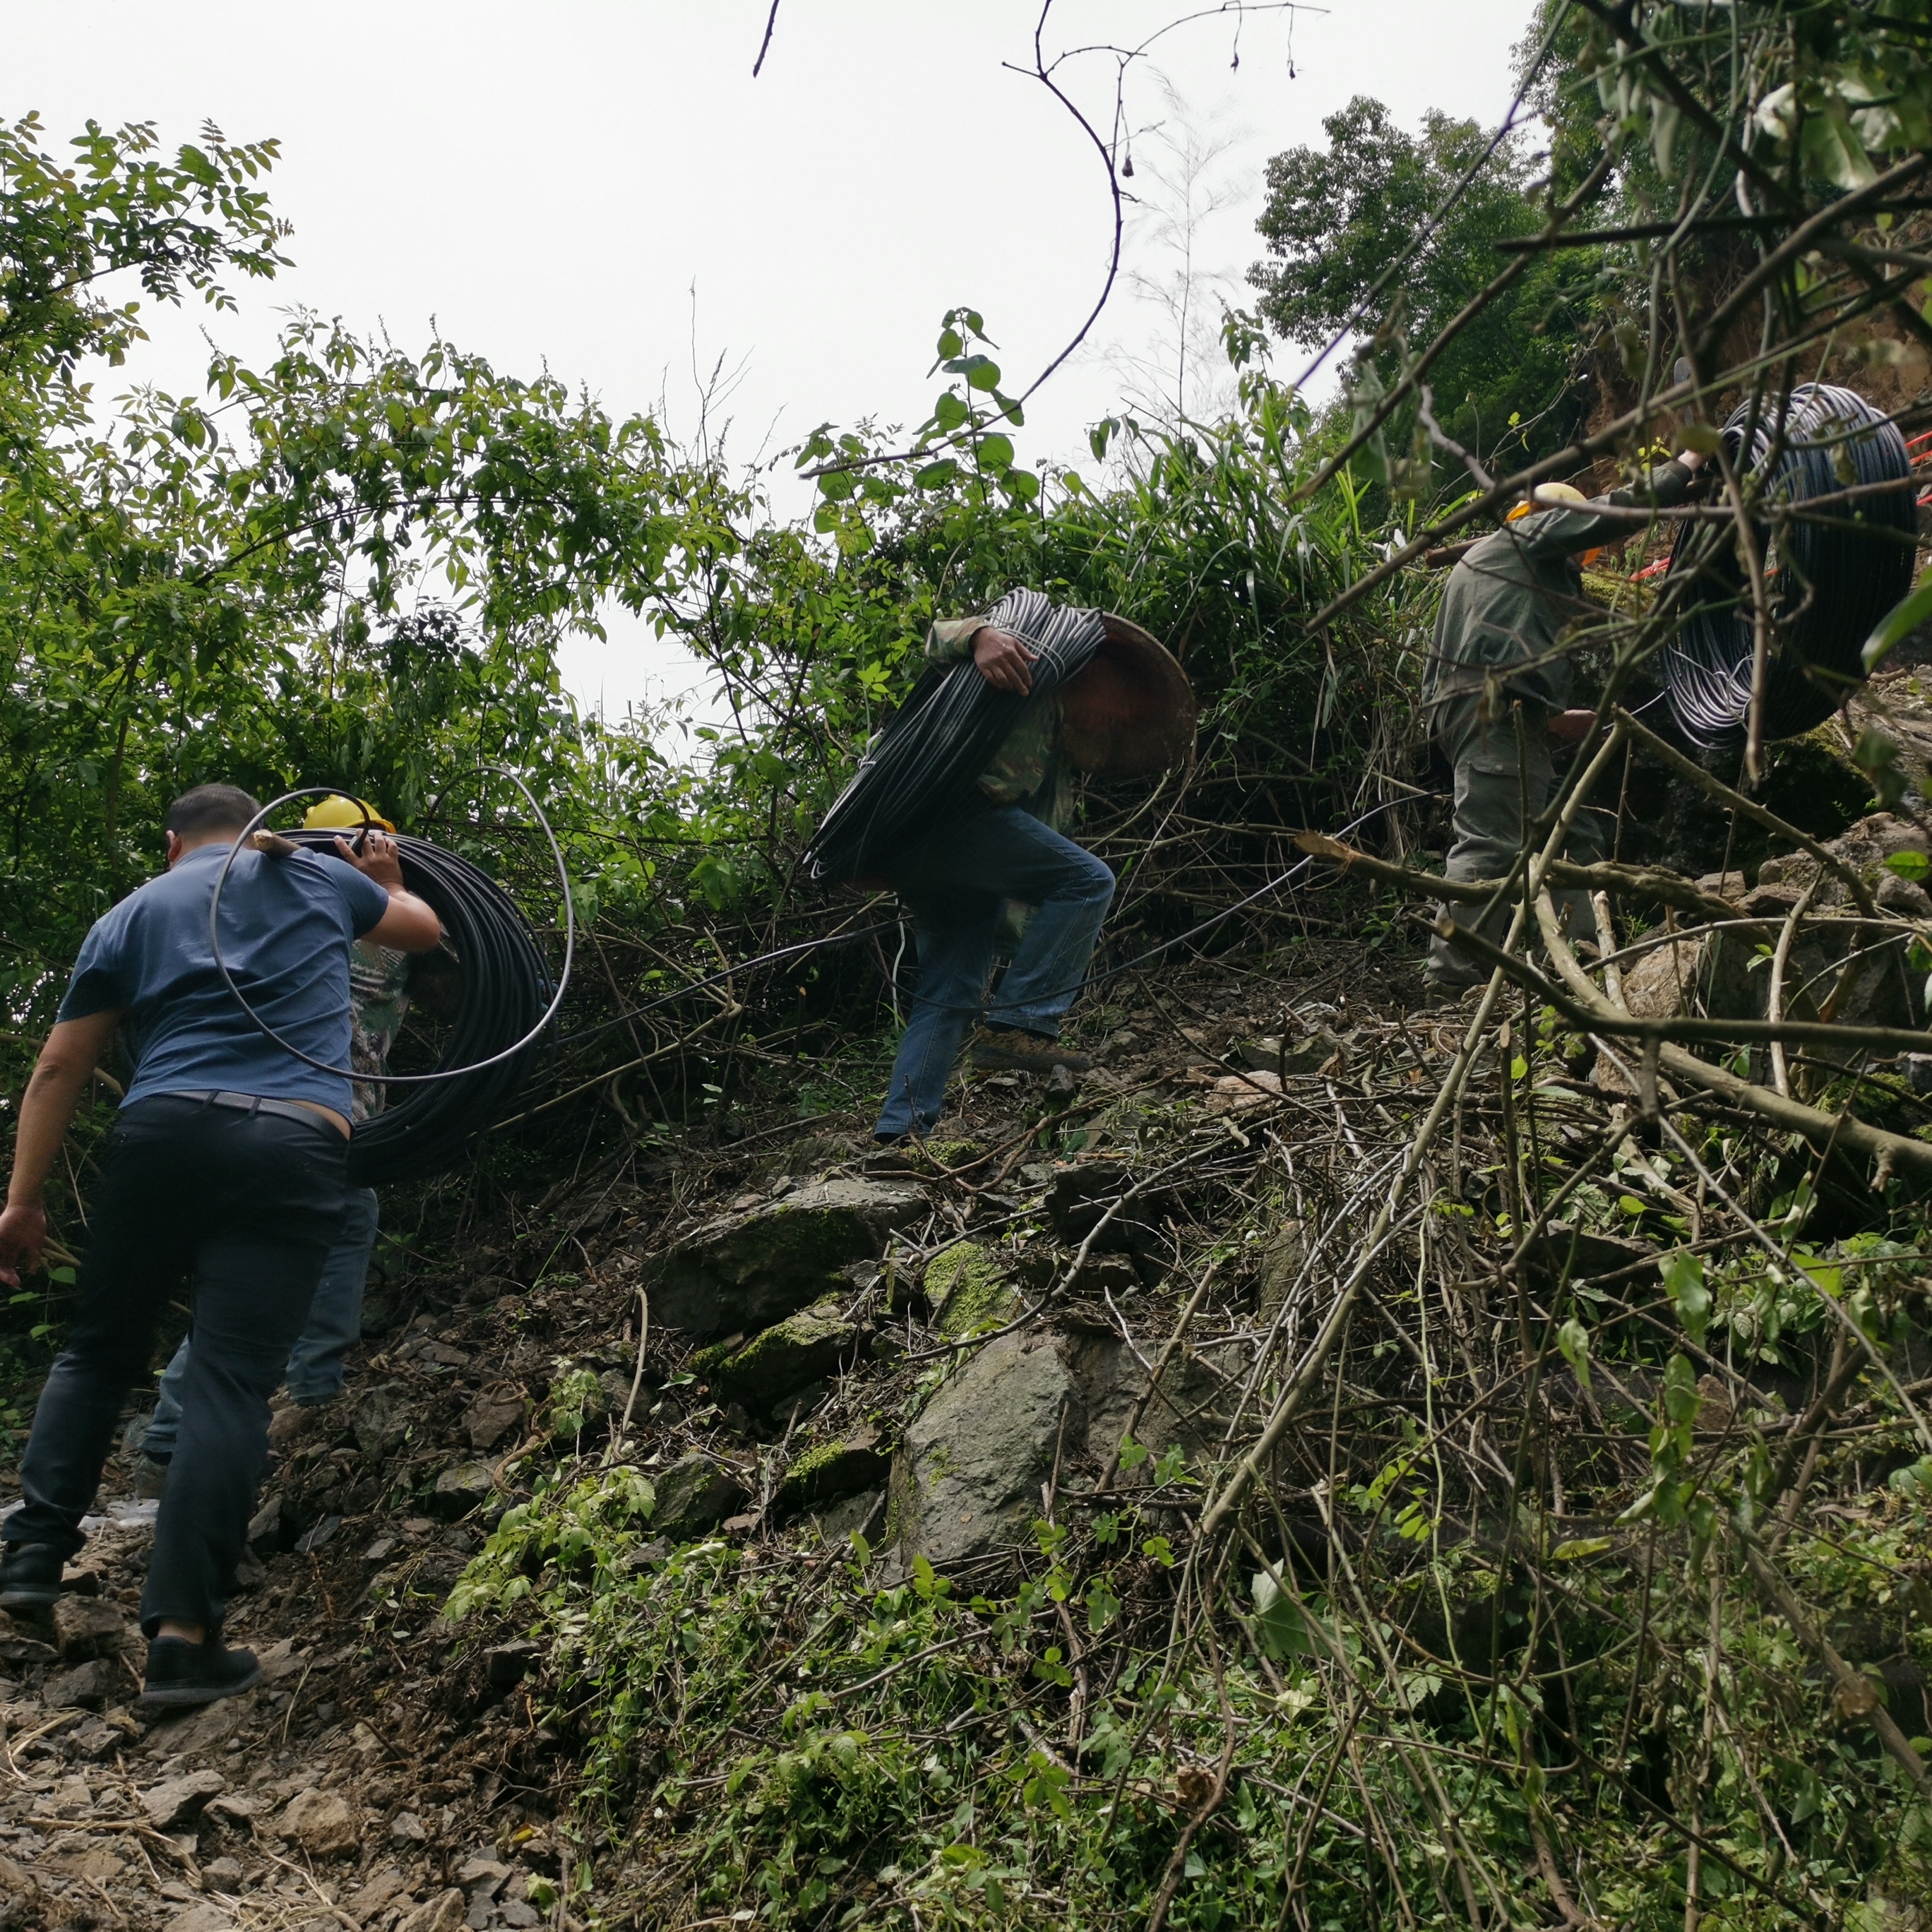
[872,612,1115,1143]
[1424,448,1706,992]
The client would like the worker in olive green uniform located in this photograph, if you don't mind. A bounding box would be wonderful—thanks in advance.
[1423,448,1707,994]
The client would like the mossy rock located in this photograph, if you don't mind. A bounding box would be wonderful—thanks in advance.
[714,1300,858,1410]
[776,1427,890,1515]
[654,1453,750,1541]
[925,1241,1020,1340]
[647,1177,927,1338]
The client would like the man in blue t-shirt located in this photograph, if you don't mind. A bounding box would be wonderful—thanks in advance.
[0,784,441,1710]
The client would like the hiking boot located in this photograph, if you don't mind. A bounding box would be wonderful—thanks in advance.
[133,1455,171,1501]
[972,1027,1092,1075]
[0,1542,63,1609]
[136,1633,262,1712]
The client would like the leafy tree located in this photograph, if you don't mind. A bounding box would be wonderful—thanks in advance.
[1247,95,1599,469]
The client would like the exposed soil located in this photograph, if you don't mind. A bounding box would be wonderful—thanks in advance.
[0,943,1414,1932]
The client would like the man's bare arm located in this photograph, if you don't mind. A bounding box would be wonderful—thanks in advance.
[334,831,442,952]
[0,1008,123,1285]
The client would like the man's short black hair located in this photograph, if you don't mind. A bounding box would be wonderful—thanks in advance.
[165,785,262,842]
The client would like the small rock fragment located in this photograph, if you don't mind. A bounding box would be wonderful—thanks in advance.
[292,1514,342,1554]
[53,1594,129,1659]
[391,1807,429,1842]
[464,1385,525,1452]
[777,1427,891,1514]
[349,1868,410,1919]
[652,1453,750,1541]
[353,1382,413,1460]
[708,1300,857,1412]
[141,1767,227,1830]
[431,1460,495,1521]
[396,1890,468,1932]
[246,1491,297,1553]
[1208,1068,1280,1112]
[44,1656,122,1709]
[163,1905,237,1932]
[280,1787,360,1856]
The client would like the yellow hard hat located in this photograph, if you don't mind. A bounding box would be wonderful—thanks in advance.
[1506,481,1590,522]
[303,794,395,833]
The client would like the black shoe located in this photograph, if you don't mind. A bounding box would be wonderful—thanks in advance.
[972,1027,1093,1075]
[136,1633,262,1712]
[0,1542,63,1609]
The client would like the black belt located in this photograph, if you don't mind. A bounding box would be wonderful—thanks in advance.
[157,1090,346,1135]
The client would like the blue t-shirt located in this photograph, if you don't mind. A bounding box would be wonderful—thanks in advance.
[57,843,392,1117]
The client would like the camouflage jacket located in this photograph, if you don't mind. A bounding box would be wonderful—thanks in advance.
[348,941,412,1124]
[1425,458,1694,717]
[926,616,1071,830]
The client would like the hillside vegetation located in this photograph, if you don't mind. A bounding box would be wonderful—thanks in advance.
[7,6,1932,1928]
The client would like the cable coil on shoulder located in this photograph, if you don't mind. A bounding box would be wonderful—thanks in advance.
[1661,383,1916,753]
[209,780,568,1186]
[287,830,556,1186]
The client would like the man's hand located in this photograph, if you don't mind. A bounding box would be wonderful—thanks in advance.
[1678,448,1708,473]
[336,828,405,890]
[1547,709,1599,746]
[0,1202,48,1288]
[972,626,1037,695]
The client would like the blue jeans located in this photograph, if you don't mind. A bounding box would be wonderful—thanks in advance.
[874,804,1115,1140]
[143,1186,380,1458]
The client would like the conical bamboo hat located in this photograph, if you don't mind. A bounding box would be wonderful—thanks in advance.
[1059,613,1197,776]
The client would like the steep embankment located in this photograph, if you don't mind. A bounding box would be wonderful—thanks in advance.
[4,907,1931,1929]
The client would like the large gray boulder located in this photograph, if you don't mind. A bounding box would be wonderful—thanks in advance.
[889,1323,1237,1571]
[890,1330,1080,1566]
[648,1177,926,1338]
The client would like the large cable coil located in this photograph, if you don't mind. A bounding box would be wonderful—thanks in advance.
[804,588,1108,884]
[1661,383,1916,752]
[285,829,553,1184]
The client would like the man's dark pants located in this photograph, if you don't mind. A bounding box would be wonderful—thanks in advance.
[9,1096,347,1635]
[1425,693,1609,989]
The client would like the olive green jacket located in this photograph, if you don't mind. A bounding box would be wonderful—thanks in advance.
[1424,459,1695,717]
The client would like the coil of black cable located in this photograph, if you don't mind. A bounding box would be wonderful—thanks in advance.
[1661,383,1916,753]
[805,588,1107,883]
[287,830,551,1184]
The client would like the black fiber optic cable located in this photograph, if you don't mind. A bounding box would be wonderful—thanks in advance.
[804,587,1107,883]
[1662,383,1916,752]
[210,782,567,1185]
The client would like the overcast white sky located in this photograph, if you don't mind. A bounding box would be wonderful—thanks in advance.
[11,0,1539,725]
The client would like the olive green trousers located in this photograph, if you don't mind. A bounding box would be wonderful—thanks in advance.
[1425,695,1609,989]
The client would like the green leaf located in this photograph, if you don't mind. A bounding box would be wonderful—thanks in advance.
[1679,419,1722,455]
[1556,1316,1592,1393]
[936,327,964,359]
[914,459,960,490]
[1551,1535,1613,1560]
[962,356,1001,393]
[1661,1249,1710,1345]
[931,390,969,433]
[975,432,1014,472]
[1801,110,1877,191]
[1887,849,1931,882]
[1864,569,1932,672]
